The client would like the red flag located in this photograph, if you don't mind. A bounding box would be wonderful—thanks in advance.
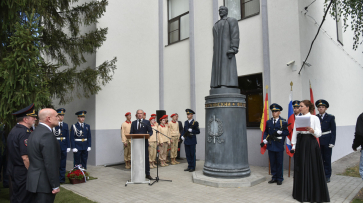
[309,81,319,145]
[309,81,316,115]
[260,91,269,154]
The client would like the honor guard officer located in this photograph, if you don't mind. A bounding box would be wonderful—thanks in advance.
[7,104,37,202]
[316,100,336,183]
[263,104,289,185]
[70,111,92,169]
[292,100,301,116]
[53,108,70,183]
[181,109,200,172]
[121,112,132,169]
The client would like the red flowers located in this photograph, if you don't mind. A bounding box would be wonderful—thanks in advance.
[67,169,89,180]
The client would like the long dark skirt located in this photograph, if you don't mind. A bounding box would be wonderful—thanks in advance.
[293,134,330,202]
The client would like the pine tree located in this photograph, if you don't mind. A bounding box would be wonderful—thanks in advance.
[0,0,117,134]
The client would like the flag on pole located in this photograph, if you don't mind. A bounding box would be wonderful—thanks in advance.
[260,88,269,154]
[309,80,320,145]
[309,80,316,115]
[286,91,295,157]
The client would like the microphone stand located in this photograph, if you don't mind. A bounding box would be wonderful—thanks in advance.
[140,122,172,186]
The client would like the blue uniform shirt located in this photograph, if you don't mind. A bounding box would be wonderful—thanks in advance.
[54,122,69,150]
[318,113,336,146]
[263,117,289,152]
[70,122,91,150]
[182,119,200,145]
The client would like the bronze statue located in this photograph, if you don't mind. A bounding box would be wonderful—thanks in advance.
[210,6,240,88]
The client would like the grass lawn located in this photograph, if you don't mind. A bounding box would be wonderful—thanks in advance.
[339,164,363,203]
[0,172,97,203]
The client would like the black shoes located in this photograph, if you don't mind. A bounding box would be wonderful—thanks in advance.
[184,168,190,171]
[146,175,153,180]
[277,181,282,185]
[189,169,195,172]
[268,179,277,184]
[326,177,330,183]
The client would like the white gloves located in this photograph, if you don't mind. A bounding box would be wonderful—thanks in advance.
[67,148,71,153]
[73,148,78,153]
[263,139,268,144]
[181,136,185,141]
[87,147,91,151]
[188,128,192,132]
[277,130,282,135]
[292,146,296,150]
[329,144,334,148]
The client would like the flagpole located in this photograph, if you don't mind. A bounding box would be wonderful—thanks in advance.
[288,82,293,177]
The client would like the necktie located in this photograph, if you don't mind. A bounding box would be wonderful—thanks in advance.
[60,123,63,129]
[138,119,141,130]
[273,119,276,125]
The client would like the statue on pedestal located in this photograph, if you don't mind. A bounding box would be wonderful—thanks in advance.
[211,6,240,89]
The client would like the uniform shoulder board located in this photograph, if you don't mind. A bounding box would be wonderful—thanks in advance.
[280,117,286,122]
[328,114,334,117]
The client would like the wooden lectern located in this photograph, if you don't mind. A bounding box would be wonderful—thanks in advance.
[125,134,150,186]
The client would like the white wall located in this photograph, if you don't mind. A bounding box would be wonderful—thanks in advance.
[95,0,159,130]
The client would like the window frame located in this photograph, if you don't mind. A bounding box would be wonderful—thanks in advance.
[167,0,189,45]
[223,0,260,21]
[238,73,263,128]
[335,2,343,46]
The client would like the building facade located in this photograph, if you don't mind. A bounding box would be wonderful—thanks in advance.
[57,0,363,168]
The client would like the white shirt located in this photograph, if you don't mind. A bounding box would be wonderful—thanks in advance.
[291,112,322,148]
[39,122,52,132]
[78,122,84,128]
[188,119,193,123]
[137,119,144,129]
[319,113,326,120]
[59,121,63,127]
[272,117,279,124]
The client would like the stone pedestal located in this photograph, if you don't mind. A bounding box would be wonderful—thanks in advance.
[203,87,251,178]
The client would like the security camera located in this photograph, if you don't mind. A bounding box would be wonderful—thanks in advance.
[287,60,295,66]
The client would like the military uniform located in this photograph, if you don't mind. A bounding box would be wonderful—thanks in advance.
[181,109,200,172]
[263,104,289,184]
[148,117,159,168]
[121,112,132,169]
[158,115,170,167]
[316,100,336,181]
[70,111,92,169]
[7,104,36,203]
[292,100,302,117]
[53,108,70,183]
[169,114,180,165]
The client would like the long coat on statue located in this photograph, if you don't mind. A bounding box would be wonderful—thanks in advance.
[211,16,240,88]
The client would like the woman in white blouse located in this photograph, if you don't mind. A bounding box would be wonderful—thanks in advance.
[292,100,330,202]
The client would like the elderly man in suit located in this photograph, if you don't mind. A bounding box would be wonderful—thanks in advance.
[27,108,61,202]
[130,109,153,180]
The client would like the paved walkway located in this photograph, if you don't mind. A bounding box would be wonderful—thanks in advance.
[62,152,363,203]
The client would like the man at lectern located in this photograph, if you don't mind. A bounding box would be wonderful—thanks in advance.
[130,109,153,180]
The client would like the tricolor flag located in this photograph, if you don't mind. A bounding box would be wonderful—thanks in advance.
[260,92,269,154]
[286,92,294,157]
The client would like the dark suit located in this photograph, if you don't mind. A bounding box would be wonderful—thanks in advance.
[70,122,91,169]
[318,113,336,179]
[177,121,183,159]
[181,119,200,170]
[54,122,69,183]
[130,119,153,176]
[263,117,289,182]
[27,124,60,203]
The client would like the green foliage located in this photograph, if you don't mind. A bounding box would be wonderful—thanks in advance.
[0,0,117,131]
[326,0,363,50]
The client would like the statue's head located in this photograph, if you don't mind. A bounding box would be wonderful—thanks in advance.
[219,6,228,18]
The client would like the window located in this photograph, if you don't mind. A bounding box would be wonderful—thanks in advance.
[168,0,189,44]
[238,73,263,127]
[335,3,343,45]
[224,0,260,21]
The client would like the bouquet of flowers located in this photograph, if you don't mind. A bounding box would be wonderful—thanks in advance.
[67,165,89,184]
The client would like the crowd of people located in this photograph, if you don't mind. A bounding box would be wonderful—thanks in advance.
[1,99,363,203]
